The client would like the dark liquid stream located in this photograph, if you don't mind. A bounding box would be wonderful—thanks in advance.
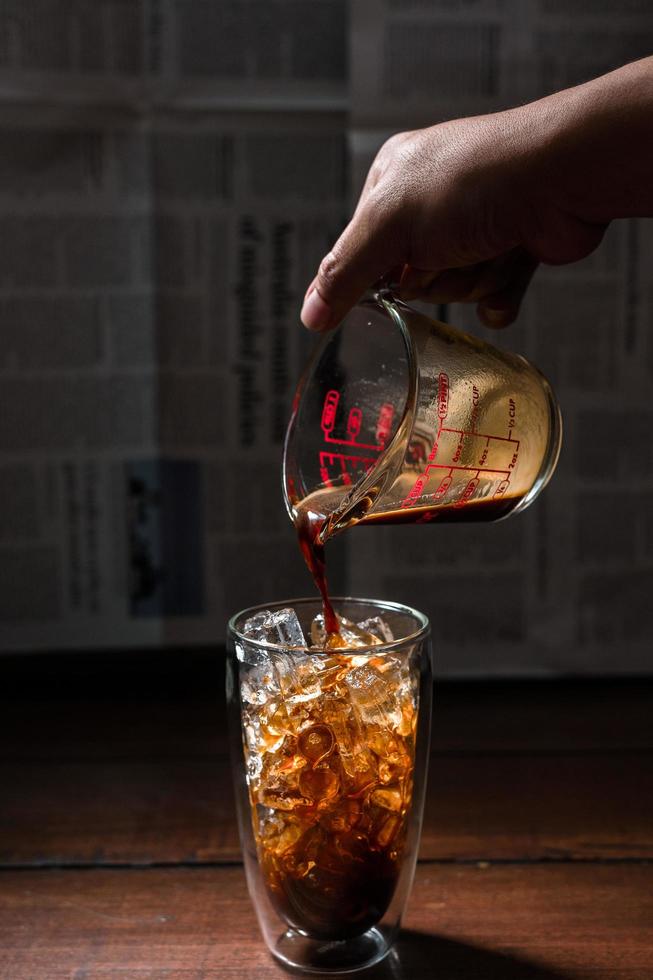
[295,508,339,636]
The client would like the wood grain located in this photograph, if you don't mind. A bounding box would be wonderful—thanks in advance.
[0,864,651,979]
[1,751,652,866]
[1,662,651,979]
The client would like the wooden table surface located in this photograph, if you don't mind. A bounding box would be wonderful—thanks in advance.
[0,651,651,979]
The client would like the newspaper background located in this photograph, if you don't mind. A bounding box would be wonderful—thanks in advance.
[0,0,651,673]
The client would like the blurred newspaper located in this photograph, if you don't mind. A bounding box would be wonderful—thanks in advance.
[348,0,653,674]
[0,0,651,674]
[0,0,348,650]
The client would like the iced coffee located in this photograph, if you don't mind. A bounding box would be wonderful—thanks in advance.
[237,606,418,941]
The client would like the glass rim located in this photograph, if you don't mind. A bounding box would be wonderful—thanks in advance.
[227,596,430,655]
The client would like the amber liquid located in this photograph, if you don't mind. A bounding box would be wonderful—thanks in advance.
[361,493,522,525]
[245,653,417,940]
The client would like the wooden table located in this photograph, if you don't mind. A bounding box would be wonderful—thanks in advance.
[0,651,651,979]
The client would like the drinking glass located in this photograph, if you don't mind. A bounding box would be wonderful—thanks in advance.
[226,597,432,974]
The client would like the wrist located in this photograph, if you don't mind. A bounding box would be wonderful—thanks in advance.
[514,57,653,223]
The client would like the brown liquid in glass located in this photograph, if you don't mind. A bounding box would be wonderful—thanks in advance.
[251,485,522,939]
[246,652,417,941]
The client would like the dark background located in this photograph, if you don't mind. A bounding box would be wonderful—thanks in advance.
[0,0,651,675]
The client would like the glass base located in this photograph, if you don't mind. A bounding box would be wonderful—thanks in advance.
[273,925,391,974]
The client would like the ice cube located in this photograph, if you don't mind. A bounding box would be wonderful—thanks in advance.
[345,663,403,730]
[310,613,382,650]
[371,785,402,812]
[242,608,307,649]
[283,657,322,704]
[243,609,322,705]
[235,640,273,672]
[237,637,280,708]
[320,696,378,791]
[241,675,275,705]
[241,609,320,701]
[310,613,329,648]
[356,616,394,644]
[246,749,263,784]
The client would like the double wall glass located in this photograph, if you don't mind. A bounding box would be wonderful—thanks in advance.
[227,597,432,974]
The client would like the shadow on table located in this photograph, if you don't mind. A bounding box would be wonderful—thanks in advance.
[359,930,573,980]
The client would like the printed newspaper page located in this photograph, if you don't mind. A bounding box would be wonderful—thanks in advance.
[351,0,653,128]
[0,106,346,650]
[0,0,348,109]
[348,0,653,674]
[0,0,350,651]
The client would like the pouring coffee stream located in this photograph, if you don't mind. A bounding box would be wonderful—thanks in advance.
[285,291,563,640]
[294,496,338,638]
[292,484,378,642]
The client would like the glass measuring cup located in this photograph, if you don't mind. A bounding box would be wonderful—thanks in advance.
[283,289,562,540]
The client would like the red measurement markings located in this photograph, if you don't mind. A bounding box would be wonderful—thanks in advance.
[441,426,520,445]
[454,477,480,509]
[425,463,511,476]
[400,418,521,509]
[434,474,452,499]
[400,475,426,509]
[494,479,511,497]
[401,460,512,509]
[451,430,465,464]
[469,384,480,431]
[437,373,449,419]
[375,402,395,450]
[347,407,362,439]
[415,420,444,475]
[508,397,517,436]
[436,426,520,476]
[320,390,388,452]
[321,389,340,434]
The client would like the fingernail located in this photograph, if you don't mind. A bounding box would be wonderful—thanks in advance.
[304,281,315,302]
[301,288,333,331]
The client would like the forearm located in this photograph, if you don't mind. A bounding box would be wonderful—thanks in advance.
[516,56,653,223]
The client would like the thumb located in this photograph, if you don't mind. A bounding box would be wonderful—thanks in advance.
[300,207,400,332]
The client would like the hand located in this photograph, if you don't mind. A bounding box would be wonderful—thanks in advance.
[301,110,607,332]
[301,57,653,333]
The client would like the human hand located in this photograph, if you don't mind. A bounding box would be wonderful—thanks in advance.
[300,99,611,332]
